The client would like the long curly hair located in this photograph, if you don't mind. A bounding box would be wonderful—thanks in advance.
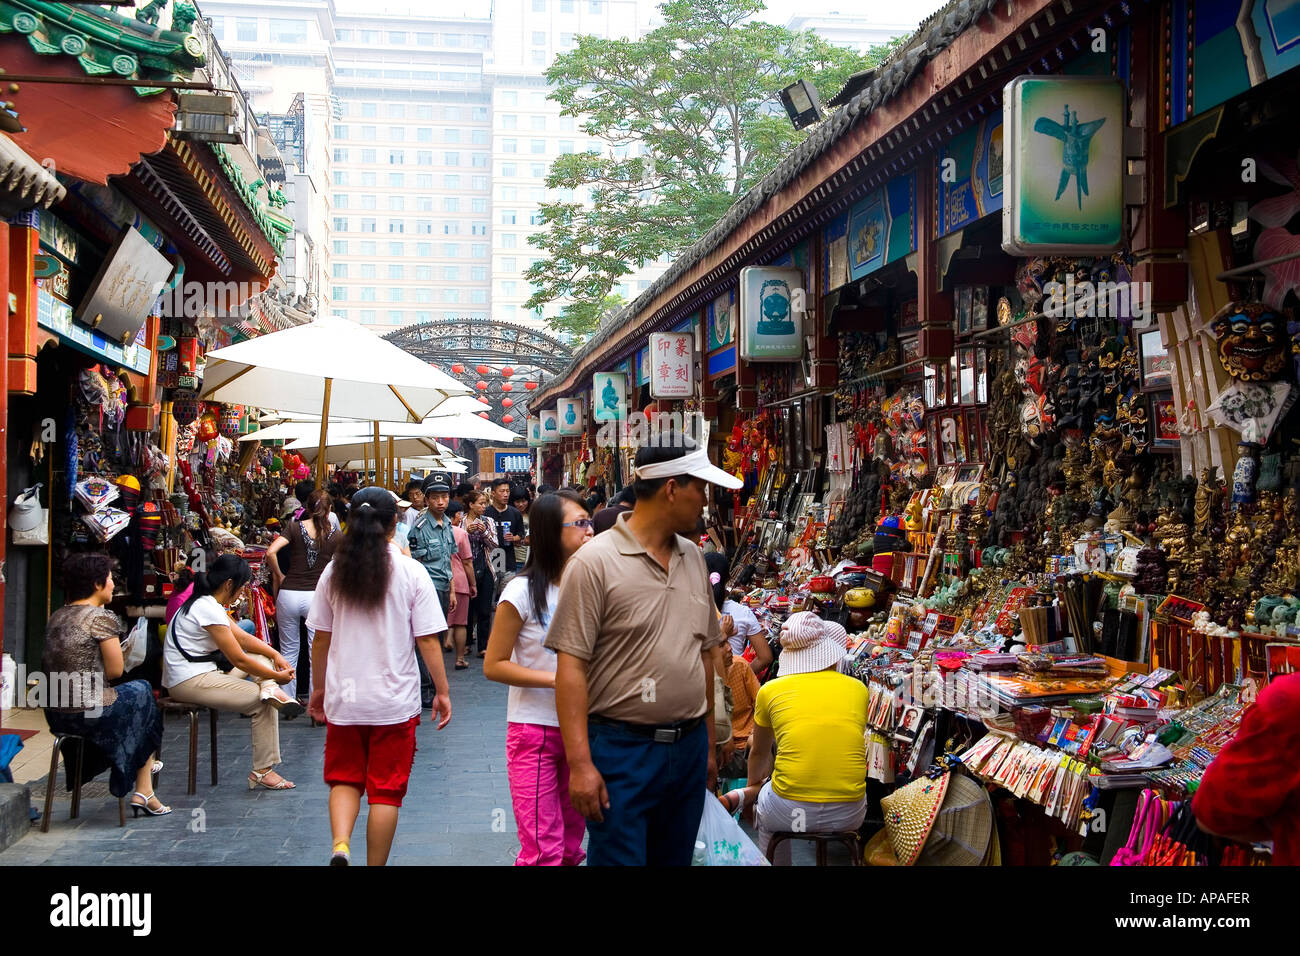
[329,489,394,610]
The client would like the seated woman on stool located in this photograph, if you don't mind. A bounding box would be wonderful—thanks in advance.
[162,554,300,791]
[42,553,168,817]
[719,611,867,865]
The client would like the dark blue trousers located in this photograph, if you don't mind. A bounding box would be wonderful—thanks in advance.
[584,719,707,866]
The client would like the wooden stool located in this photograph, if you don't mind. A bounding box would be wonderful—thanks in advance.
[765,830,863,866]
[158,699,219,795]
[41,733,125,833]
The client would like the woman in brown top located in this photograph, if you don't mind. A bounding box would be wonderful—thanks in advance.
[41,553,167,816]
[267,490,340,703]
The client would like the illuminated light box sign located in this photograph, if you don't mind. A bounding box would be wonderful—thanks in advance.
[557,396,585,435]
[592,371,628,421]
[539,409,559,442]
[738,266,804,362]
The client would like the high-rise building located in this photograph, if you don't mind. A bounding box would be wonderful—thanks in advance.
[785,13,915,55]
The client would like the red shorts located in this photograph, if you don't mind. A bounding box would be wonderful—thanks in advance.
[323,716,420,807]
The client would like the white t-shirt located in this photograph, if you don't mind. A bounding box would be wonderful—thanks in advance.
[163,595,233,688]
[498,575,560,728]
[723,599,763,657]
[307,543,447,726]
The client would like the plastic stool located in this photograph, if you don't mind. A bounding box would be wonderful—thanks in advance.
[41,733,125,833]
[765,830,863,866]
[158,698,219,795]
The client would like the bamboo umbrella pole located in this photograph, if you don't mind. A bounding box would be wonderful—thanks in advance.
[316,379,333,489]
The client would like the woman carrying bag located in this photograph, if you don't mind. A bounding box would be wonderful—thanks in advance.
[266,490,339,702]
[163,554,300,791]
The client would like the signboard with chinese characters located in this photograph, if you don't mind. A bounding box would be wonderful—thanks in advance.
[592,371,628,421]
[557,396,585,435]
[649,332,694,398]
[74,226,174,345]
[1002,76,1124,254]
[38,290,151,375]
[539,409,559,442]
[495,452,533,473]
[738,266,804,362]
[938,115,1003,236]
[527,416,544,447]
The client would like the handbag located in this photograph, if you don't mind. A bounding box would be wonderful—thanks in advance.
[9,483,49,546]
[121,617,149,671]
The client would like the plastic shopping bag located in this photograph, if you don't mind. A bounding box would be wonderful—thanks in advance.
[693,791,770,865]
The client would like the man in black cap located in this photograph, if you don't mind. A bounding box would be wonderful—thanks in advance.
[407,473,458,705]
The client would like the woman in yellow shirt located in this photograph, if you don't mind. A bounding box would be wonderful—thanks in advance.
[721,611,868,865]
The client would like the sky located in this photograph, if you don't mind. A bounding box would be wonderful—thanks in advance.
[334,0,948,33]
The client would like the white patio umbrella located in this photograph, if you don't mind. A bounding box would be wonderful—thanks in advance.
[285,416,519,449]
[298,435,462,465]
[200,316,471,486]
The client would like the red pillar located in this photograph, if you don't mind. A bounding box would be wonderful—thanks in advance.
[0,220,9,704]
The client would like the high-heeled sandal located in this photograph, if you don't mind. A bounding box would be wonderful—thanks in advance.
[130,791,172,817]
[248,768,296,791]
[261,687,304,719]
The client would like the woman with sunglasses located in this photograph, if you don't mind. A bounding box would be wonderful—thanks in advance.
[163,553,299,791]
[483,491,593,865]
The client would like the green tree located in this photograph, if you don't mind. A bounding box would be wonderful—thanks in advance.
[526,0,906,339]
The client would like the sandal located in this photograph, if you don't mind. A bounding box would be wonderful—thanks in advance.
[248,768,296,791]
[151,759,164,775]
[455,659,468,670]
[130,791,172,817]
[261,687,305,719]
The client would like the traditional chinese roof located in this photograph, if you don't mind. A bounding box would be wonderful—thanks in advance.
[209,142,293,255]
[534,0,1037,405]
[0,1,205,98]
[0,130,64,215]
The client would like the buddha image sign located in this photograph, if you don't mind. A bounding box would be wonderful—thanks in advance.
[738,266,804,362]
[592,372,628,421]
[1002,76,1123,255]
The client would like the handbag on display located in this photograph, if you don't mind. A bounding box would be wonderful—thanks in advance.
[9,483,49,546]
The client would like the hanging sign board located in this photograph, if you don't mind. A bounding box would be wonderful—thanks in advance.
[649,332,694,398]
[738,266,805,362]
[539,409,559,442]
[558,396,585,435]
[1002,76,1124,254]
[527,416,544,447]
[938,116,1003,236]
[592,371,628,421]
[74,226,174,345]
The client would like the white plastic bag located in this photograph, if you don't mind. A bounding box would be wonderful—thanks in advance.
[121,617,149,672]
[694,791,770,865]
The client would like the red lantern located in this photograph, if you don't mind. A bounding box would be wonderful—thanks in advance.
[502,382,513,392]
[451,363,465,374]
[502,414,514,424]
[502,367,514,378]
[478,411,489,419]
[197,414,219,443]
[476,380,488,390]
[476,365,489,375]
[524,381,538,391]
[502,398,514,408]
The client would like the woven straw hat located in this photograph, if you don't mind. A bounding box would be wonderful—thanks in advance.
[877,770,998,866]
[880,772,952,865]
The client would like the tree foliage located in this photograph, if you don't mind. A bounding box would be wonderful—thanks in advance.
[525,0,907,338]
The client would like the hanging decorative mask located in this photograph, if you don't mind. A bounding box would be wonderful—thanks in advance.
[1209,301,1288,382]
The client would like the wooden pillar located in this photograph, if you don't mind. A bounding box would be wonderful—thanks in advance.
[917,157,955,362]
[809,228,839,389]
[7,220,38,397]
[736,356,757,412]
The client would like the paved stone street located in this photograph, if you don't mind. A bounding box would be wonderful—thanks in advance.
[1,656,527,867]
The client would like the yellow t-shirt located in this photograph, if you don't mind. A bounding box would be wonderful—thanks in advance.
[753,670,869,803]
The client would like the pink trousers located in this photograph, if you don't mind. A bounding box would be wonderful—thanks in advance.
[506,721,586,866]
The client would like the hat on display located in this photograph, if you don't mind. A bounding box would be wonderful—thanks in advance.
[280,496,302,518]
[776,611,848,676]
[877,770,998,866]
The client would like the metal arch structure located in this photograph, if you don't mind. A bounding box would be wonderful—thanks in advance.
[384,318,574,375]
[384,318,576,439]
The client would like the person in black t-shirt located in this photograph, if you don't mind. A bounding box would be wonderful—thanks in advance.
[484,478,524,574]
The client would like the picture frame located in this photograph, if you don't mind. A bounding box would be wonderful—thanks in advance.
[1139,329,1172,391]
[924,361,949,408]
[900,335,921,365]
[934,464,959,487]
[1151,392,1179,449]
[956,286,973,335]
[956,346,977,405]
[971,286,989,331]
[938,411,967,464]
[965,410,986,463]
[898,298,920,333]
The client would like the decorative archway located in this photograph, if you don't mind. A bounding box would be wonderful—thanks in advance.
[384,319,575,438]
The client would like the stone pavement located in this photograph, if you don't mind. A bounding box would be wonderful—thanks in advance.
[0,655,527,867]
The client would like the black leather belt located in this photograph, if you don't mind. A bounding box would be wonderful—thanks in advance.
[589,713,704,744]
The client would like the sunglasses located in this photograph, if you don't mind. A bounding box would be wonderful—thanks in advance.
[562,518,594,529]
